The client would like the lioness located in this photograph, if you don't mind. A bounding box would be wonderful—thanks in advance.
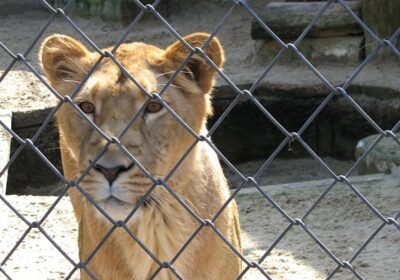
[40,32,241,279]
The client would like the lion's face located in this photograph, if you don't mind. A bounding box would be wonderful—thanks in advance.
[66,61,199,206]
[40,33,224,208]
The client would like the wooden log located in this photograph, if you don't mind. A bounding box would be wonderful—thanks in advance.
[363,0,400,59]
[255,35,363,64]
[251,1,363,41]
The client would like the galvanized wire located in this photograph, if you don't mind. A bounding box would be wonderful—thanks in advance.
[0,0,399,279]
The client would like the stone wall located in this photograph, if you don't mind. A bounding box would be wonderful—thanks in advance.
[0,0,47,15]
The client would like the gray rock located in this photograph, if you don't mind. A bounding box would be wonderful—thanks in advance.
[356,133,400,174]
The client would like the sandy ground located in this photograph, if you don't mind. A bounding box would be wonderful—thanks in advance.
[0,172,398,280]
[238,172,400,280]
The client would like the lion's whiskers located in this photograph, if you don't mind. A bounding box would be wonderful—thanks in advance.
[156,83,182,90]
[61,79,81,84]
[155,70,192,78]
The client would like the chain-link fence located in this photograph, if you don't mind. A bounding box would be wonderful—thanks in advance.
[0,0,399,279]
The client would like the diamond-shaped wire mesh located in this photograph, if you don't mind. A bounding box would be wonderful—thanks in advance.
[0,0,399,279]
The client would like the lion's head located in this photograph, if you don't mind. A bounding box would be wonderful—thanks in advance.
[40,33,224,210]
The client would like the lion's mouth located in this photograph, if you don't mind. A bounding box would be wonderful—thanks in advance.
[101,196,131,205]
[100,193,151,206]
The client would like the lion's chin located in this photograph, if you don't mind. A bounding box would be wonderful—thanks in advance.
[95,196,142,222]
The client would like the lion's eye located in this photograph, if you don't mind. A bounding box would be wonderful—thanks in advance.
[145,101,163,114]
[79,102,95,114]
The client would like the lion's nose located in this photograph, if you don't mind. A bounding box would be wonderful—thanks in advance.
[93,163,133,185]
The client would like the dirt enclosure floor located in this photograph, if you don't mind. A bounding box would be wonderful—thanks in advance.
[0,172,399,280]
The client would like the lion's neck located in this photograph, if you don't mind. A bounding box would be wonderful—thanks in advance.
[81,187,199,279]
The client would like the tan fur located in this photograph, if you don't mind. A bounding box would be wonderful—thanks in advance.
[40,33,242,279]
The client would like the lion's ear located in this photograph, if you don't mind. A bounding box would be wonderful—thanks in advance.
[40,34,89,86]
[163,32,225,94]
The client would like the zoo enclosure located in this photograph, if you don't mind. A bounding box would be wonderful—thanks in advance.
[0,0,399,279]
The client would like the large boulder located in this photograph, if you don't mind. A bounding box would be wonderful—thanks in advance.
[356,133,400,174]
